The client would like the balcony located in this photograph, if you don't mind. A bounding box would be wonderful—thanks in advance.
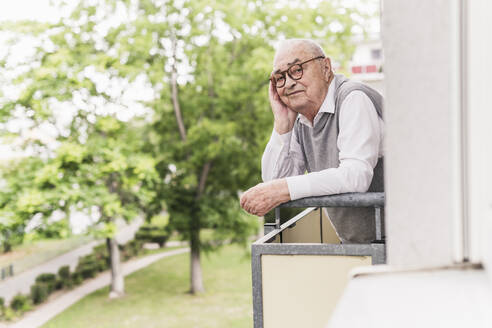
[251,192,385,328]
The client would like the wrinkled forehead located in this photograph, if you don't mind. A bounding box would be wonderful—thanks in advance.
[272,45,312,73]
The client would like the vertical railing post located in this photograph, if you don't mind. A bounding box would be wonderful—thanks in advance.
[275,207,283,243]
[375,207,382,241]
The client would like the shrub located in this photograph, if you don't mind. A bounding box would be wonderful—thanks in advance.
[135,225,169,247]
[10,294,30,312]
[3,307,15,321]
[30,283,49,304]
[129,240,143,255]
[120,239,143,261]
[0,297,4,316]
[58,265,70,280]
[57,265,71,289]
[97,259,108,272]
[75,255,99,279]
[93,244,109,259]
[78,254,97,264]
[71,272,83,286]
[54,278,64,290]
[64,278,74,289]
[77,265,97,279]
[35,273,57,293]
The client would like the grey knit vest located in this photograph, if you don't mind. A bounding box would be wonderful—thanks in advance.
[293,74,384,243]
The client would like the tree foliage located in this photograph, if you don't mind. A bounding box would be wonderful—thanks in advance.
[0,0,366,293]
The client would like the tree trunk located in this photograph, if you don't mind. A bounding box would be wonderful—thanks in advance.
[189,228,204,294]
[107,237,124,298]
[170,33,187,142]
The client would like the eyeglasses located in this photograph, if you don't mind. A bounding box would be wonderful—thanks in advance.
[270,56,325,88]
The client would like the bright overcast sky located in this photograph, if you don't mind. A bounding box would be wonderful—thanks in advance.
[0,0,62,22]
[0,0,380,25]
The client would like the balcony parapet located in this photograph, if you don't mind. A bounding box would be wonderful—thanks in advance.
[252,192,386,328]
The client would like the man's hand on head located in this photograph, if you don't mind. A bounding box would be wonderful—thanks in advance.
[240,179,291,217]
[269,81,297,135]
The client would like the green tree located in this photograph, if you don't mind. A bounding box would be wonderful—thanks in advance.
[111,0,363,293]
[0,0,365,295]
[0,158,46,252]
[0,2,161,297]
[38,117,159,297]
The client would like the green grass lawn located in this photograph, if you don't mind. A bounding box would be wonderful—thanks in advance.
[42,244,253,328]
[0,235,94,274]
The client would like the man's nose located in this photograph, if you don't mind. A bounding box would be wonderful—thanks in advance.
[284,74,297,89]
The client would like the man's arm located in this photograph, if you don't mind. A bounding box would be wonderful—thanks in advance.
[285,90,383,200]
[240,128,305,217]
[261,128,306,182]
[240,82,304,216]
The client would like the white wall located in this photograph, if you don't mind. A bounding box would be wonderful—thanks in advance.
[383,0,464,266]
[465,1,492,270]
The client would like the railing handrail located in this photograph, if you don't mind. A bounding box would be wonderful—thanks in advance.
[278,192,384,208]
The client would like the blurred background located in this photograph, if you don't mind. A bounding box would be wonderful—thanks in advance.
[0,0,379,326]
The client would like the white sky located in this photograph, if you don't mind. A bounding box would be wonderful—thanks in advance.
[0,0,380,25]
[0,0,65,23]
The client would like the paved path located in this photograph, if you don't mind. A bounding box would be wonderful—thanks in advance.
[6,247,189,328]
[0,217,143,303]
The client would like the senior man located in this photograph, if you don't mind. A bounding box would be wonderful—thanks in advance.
[240,39,384,243]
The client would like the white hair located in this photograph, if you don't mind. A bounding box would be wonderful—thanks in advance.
[273,39,326,64]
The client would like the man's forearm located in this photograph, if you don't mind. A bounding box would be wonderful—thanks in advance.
[240,178,291,216]
[261,130,290,181]
[273,120,294,135]
[262,129,306,182]
[285,159,374,200]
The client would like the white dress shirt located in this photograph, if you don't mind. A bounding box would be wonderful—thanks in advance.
[261,82,384,200]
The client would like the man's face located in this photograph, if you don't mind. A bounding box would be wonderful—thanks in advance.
[272,47,330,113]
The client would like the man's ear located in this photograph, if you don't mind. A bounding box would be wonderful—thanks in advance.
[323,57,332,81]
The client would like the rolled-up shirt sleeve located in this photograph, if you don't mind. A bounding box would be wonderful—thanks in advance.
[283,91,383,200]
[261,127,306,182]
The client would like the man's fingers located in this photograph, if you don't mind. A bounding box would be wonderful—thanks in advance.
[240,190,250,208]
[268,80,274,97]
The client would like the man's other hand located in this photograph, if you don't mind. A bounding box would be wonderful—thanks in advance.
[240,179,291,216]
[269,81,297,135]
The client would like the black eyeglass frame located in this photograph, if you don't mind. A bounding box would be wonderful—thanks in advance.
[270,56,325,88]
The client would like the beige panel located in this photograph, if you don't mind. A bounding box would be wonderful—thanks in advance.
[282,208,340,244]
[262,254,371,328]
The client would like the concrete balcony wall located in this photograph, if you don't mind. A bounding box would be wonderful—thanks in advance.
[383,0,463,266]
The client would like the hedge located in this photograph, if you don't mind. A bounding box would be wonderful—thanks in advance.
[5,236,154,318]
[75,255,100,279]
[10,294,30,312]
[135,225,169,247]
[35,273,57,293]
[57,265,71,289]
[31,283,49,304]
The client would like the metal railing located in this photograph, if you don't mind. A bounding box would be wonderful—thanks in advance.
[1,264,14,280]
[252,192,385,328]
[263,192,385,243]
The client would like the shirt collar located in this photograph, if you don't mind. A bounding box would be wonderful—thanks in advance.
[298,75,336,127]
